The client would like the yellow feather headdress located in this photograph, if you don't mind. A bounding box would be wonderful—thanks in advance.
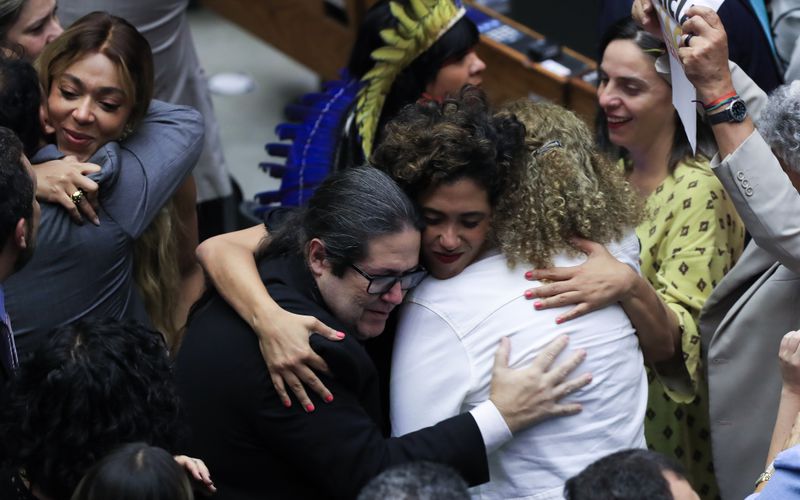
[355,0,467,158]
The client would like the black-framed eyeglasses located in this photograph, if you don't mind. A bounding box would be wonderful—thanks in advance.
[349,263,428,295]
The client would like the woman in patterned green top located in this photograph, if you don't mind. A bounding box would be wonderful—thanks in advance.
[524,17,744,500]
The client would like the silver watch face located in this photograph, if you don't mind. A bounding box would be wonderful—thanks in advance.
[730,99,747,122]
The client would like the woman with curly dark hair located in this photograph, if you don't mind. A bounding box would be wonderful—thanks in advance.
[0,318,190,500]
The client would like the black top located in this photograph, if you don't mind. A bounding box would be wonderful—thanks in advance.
[175,252,489,500]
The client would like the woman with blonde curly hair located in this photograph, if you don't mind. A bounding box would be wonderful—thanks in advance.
[378,92,648,499]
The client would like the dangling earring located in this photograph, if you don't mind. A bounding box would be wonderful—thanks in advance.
[119,123,135,142]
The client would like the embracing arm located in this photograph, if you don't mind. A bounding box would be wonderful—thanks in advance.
[257,334,589,498]
[100,100,203,236]
[32,156,101,225]
[525,238,680,364]
[196,224,342,408]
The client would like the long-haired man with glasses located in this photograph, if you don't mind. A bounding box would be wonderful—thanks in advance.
[175,166,592,499]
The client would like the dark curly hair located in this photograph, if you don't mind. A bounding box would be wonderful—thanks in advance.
[371,85,525,209]
[0,318,184,500]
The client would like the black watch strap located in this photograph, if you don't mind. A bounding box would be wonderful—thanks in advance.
[707,98,748,125]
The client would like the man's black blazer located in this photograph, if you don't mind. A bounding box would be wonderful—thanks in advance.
[175,253,489,500]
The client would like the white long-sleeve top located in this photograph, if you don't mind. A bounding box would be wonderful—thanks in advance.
[391,233,648,500]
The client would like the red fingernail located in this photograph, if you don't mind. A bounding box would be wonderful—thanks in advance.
[534,301,542,309]
[306,403,315,412]
[325,394,334,403]
[336,331,345,339]
[556,317,564,324]
[524,271,533,279]
[524,290,533,299]
[283,399,291,408]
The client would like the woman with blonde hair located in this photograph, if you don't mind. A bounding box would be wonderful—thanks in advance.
[2,11,203,354]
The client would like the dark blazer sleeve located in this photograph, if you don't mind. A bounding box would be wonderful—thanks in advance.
[250,334,489,499]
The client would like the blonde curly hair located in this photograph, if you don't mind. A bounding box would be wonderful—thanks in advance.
[495,100,644,269]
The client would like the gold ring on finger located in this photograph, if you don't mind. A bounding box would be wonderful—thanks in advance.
[71,189,85,205]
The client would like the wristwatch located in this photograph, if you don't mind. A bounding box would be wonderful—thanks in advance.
[707,97,747,125]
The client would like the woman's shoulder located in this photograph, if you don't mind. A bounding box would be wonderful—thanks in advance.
[672,157,719,183]
[666,157,726,196]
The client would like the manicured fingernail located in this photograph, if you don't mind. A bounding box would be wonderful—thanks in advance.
[92,217,100,226]
[524,290,533,299]
[524,271,533,279]
[283,399,291,408]
[305,403,315,412]
[324,394,334,403]
[555,316,564,324]
[533,301,543,309]
[336,331,345,339]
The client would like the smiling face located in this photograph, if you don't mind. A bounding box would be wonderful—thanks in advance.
[425,49,486,99]
[597,39,673,154]
[418,177,492,280]
[4,0,62,60]
[311,227,421,340]
[42,52,134,162]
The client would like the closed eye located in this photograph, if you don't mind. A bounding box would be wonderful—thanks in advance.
[59,87,78,100]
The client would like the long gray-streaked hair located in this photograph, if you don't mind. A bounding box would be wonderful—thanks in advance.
[261,166,422,276]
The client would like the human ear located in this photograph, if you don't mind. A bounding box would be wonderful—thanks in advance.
[14,218,28,250]
[307,238,329,277]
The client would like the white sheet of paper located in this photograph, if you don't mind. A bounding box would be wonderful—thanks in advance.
[650,0,724,153]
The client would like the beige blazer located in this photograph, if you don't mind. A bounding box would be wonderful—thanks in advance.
[700,132,800,500]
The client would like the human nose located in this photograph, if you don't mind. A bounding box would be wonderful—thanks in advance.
[72,98,94,124]
[47,20,63,42]
[439,225,460,250]
[380,281,405,305]
[470,52,486,75]
[597,82,619,109]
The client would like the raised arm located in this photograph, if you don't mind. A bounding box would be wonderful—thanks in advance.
[676,8,800,273]
[196,224,342,409]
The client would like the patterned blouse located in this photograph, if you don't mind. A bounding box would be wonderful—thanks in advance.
[637,158,745,500]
